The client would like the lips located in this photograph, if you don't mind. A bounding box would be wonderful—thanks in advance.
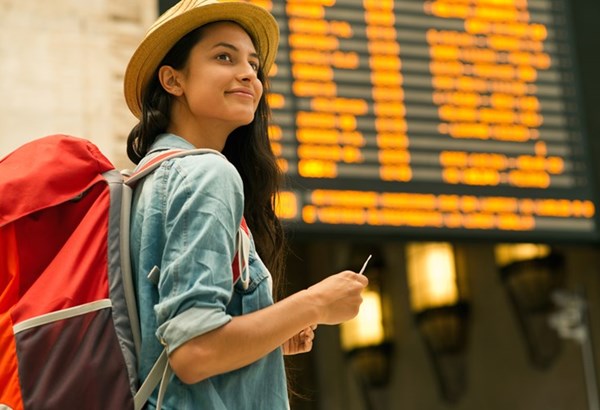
[227,88,254,98]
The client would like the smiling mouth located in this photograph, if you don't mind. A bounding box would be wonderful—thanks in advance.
[227,90,254,99]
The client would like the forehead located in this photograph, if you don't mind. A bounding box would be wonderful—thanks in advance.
[197,21,257,51]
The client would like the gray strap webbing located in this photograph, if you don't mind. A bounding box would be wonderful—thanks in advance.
[147,265,161,286]
[134,348,170,410]
[120,183,141,359]
[156,356,174,410]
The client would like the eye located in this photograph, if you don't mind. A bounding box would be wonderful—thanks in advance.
[249,61,260,72]
[216,53,232,62]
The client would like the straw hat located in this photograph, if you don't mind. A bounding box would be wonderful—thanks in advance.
[124,0,279,119]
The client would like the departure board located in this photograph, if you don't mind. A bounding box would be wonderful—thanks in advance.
[248,0,599,241]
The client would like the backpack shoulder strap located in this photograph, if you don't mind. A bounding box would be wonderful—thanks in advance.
[121,148,221,358]
[124,148,224,186]
[121,147,234,410]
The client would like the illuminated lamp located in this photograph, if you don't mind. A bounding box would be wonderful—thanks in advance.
[340,256,393,389]
[495,243,564,368]
[406,242,469,403]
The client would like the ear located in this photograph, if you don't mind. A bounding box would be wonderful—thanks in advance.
[158,65,184,96]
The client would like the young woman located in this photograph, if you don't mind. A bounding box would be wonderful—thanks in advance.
[123,1,368,408]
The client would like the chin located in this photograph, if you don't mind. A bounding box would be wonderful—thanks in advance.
[233,114,255,127]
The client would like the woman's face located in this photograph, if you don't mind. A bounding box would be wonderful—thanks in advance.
[170,21,263,136]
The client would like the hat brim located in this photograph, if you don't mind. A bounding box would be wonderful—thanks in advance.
[124,2,279,119]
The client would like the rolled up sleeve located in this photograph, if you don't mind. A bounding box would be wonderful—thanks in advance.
[153,153,244,354]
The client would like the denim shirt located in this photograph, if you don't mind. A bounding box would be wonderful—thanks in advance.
[130,134,289,410]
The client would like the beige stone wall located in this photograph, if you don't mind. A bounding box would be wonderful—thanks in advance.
[0,0,156,169]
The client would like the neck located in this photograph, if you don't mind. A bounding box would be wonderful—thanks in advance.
[167,101,236,151]
[166,122,230,152]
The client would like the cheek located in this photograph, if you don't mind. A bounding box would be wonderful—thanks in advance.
[255,77,264,95]
[254,81,264,106]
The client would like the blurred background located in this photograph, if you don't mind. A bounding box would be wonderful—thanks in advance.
[2,0,600,409]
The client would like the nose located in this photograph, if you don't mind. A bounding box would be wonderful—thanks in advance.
[237,62,259,82]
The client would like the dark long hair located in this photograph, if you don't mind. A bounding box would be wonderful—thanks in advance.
[126,24,286,292]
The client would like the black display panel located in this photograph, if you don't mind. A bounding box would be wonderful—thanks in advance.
[252,0,599,241]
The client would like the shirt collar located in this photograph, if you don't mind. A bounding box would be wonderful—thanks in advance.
[148,133,196,154]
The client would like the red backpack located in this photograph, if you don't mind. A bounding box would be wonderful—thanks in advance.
[0,135,250,410]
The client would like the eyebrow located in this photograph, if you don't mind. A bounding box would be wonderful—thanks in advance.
[212,42,260,61]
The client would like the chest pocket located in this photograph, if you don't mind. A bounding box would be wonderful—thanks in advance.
[231,249,274,315]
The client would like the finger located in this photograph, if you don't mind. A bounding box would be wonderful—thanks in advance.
[301,337,313,351]
[304,328,314,341]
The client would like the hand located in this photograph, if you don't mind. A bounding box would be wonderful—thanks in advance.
[307,271,368,325]
[282,325,317,355]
